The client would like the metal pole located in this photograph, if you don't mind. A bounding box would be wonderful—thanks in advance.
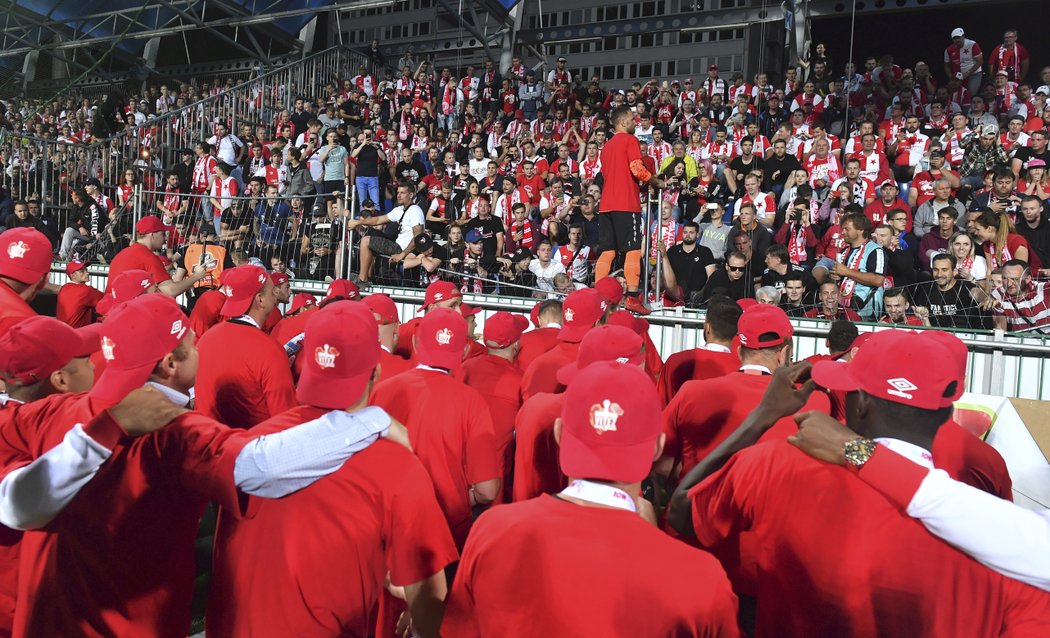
[654,189,663,306]
[343,183,356,281]
[641,188,654,303]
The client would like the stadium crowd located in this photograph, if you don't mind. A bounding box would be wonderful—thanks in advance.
[1,24,1050,636]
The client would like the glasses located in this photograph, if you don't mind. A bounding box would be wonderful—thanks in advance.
[728,265,746,272]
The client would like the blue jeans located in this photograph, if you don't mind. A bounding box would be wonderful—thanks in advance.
[356,176,381,209]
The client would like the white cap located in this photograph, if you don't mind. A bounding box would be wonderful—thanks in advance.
[951,28,965,38]
[1036,85,1050,96]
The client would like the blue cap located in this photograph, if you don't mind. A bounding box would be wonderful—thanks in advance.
[465,229,483,243]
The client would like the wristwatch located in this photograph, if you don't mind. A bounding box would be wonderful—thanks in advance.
[843,438,877,468]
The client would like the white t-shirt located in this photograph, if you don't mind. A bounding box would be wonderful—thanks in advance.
[468,158,489,182]
[208,134,244,165]
[528,258,566,292]
[387,204,426,250]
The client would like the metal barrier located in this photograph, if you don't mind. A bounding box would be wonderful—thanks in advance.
[47,263,1050,401]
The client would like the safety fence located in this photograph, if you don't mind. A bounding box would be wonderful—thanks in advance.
[48,263,1050,401]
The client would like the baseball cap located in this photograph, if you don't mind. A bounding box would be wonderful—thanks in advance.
[922,330,968,405]
[930,148,946,158]
[558,362,663,483]
[363,293,399,325]
[594,276,625,307]
[879,179,898,189]
[996,70,1009,77]
[96,269,157,316]
[296,302,381,409]
[951,27,965,38]
[83,177,101,188]
[219,265,269,317]
[465,229,483,244]
[135,215,172,235]
[0,228,52,284]
[413,233,435,255]
[509,247,532,263]
[530,302,542,327]
[89,295,190,405]
[415,307,468,370]
[605,309,649,336]
[709,64,719,71]
[982,123,1000,136]
[1027,159,1047,169]
[1036,85,1049,96]
[737,304,793,349]
[270,271,290,287]
[812,330,958,410]
[324,279,361,303]
[558,288,607,343]
[484,311,529,349]
[556,325,644,386]
[288,293,317,315]
[65,260,88,276]
[418,280,462,313]
[461,304,481,317]
[0,316,101,386]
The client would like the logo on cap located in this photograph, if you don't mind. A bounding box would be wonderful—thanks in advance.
[314,344,339,369]
[141,279,150,288]
[564,308,575,322]
[434,293,444,301]
[589,399,623,434]
[6,241,28,260]
[887,377,917,400]
[222,285,232,296]
[258,274,266,283]
[170,320,184,336]
[435,328,453,346]
[101,336,116,362]
[615,357,629,363]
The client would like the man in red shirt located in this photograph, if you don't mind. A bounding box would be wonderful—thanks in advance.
[55,261,103,328]
[0,228,51,338]
[513,325,644,502]
[444,362,741,637]
[680,331,1050,635]
[361,293,413,384]
[195,265,297,428]
[863,180,907,228]
[595,106,666,315]
[804,280,863,321]
[395,280,462,360]
[370,308,500,547]
[458,311,528,500]
[208,302,456,638]
[520,288,606,399]
[662,303,830,483]
[880,286,927,326]
[515,299,562,372]
[94,269,160,318]
[260,271,291,334]
[656,298,742,405]
[106,216,206,297]
[270,292,318,381]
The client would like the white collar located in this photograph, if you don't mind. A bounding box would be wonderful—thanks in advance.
[704,343,731,353]
[146,381,192,408]
[545,322,562,329]
[381,345,393,354]
[873,437,934,469]
[416,363,450,375]
[559,479,637,513]
[739,364,773,375]
[234,314,262,329]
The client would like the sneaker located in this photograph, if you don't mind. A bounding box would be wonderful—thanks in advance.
[624,296,652,316]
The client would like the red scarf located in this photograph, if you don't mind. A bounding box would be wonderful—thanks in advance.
[512,220,535,251]
[787,224,808,265]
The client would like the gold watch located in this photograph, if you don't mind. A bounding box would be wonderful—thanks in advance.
[843,438,877,468]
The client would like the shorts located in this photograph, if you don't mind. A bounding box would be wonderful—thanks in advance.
[597,211,643,253]
[813,256,837,272]
[368,235,401,256]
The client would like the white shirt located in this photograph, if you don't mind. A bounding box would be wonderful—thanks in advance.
[528,258,566,292]
[386,204,426,251]
[207,134,244,165]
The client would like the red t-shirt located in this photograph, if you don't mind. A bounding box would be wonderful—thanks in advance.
[511,392,565,502]
[515,174,546,207]
[55,282,103,328]
[599,132,644,213]
[260,305,282,334]
[443,495,740,637]
[863,198,910,230]
[0,405,21,636]
[0,283,36,338]
[519,341,579,400]
[105,243,171,293]
[663,371,831,477]
[395,317,421,360]
[370,369,500,547]
[207,405,458,638]
[269,308,317,381]
[457,354,523,501]
[515,327,560,372]
[377,347,414,384]
[931,419,1013,500]
[690,440,1050,636]
[656,347,740,406]
[0,394,252,638]
[195,320,297,429]
[187,290,226,342]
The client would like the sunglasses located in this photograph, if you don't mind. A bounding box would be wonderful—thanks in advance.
[728,265,746,272]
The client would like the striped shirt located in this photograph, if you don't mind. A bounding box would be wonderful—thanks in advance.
[992,282,1050,333]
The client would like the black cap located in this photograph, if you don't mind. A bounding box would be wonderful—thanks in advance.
[510,246,533,263]
[413,232,435,254]
[84,177,101,188]
[361,198,376,208]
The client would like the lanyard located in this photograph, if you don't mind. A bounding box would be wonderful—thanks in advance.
[559,479,637,513]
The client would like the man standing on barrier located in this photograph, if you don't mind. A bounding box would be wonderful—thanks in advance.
[594,106,665,316]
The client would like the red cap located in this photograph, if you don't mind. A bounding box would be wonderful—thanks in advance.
[270,271,290,287]
[483,311,529,349]
[363,293,399,325]
[96,269,157,316]
[135,215,173,235]
[219,265,269,317]
[606,310,649,336]
[296,302,381,409]
[556,325,643,386]
[461,304,481,317]
[594,276,625,307]
[89,295,190,404]
[529,302,542,328]
[879,179,898,189]
[558,362,662,483]
[324,279,361,303]
[415,307,467,370]
[812,330,958,410]
[922,331,968,405]
[737,298,758,311]
[65,260,88,276]
[738,304,793,349]
[0,228,52,284]
[417,280,462,313]
[0,317,101,386]
[288,293,317,315]
[558,288,607,343]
